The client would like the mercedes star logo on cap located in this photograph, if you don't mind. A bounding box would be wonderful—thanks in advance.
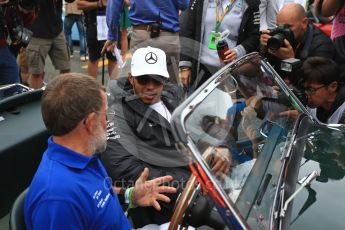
[145,52,158,64]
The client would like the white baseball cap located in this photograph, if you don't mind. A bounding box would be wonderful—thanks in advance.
[131,46,169,79]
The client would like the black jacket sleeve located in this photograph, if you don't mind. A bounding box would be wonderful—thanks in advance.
[308,26,335,60]
[237,2,260,53]
[179,2,199,67]
[101,108,146,186]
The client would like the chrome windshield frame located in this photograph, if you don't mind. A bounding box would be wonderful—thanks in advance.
[171,52,313,229]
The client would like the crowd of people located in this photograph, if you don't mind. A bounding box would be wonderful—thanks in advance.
[1,0,345,229]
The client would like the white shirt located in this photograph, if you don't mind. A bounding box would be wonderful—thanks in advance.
[150,101,172,123]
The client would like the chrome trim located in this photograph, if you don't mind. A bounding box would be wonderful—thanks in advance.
[186,136,249,229]
[0,83,31,92]
[260,60,319,124]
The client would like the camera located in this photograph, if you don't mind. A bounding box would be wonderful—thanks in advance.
[292,87,308,106]
[281,58,304,86]
[278,58,308,106]
[10,25,32,45]
[1,0,34,46]
[267,25,295,51]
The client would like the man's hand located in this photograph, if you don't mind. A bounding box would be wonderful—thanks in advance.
[211,147,231,175]
[101,40,117,55]
[180,68,191,87]
[223,49,237,63]
[133,168,177,211]
[260,29,271,47]
[269,39,295,60]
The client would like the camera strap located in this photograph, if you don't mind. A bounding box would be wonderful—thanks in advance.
[299,24,314,60]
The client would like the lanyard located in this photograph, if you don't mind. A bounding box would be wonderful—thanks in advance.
[215,0,236,32]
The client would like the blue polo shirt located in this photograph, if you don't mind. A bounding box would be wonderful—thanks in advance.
[106,0,189,41]
[24,137,131,230]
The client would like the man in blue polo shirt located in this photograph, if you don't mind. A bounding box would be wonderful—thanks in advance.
[24,73,176,230]
[102,0,189,83]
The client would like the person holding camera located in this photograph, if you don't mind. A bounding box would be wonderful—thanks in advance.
[260,3,335,81]
[280,56,345,124]
[102,0,189,84]
[302,56,345,124]
[0,0,36,97]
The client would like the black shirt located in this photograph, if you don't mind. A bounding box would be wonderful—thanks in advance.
[84,2,106,27]
[29,0,63,38]
[265,23,335,84]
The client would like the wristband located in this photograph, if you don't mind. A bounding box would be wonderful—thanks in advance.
[128,187,137,209]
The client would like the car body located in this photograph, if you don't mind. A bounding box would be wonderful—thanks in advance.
[1,53,344,229]
[170,53,345,229]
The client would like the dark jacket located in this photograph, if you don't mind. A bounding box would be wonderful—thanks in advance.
[101,79,190,228]
[265,23,335,82]
[179,0,260,90]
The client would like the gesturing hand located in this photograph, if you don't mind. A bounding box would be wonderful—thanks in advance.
[133,168,177,211]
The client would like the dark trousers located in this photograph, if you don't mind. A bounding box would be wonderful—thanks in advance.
[0,46,20,98]
[63,14,87,56]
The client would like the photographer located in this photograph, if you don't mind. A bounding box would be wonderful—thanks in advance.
[0,0,36,97]
[260,3,335,82]
[302,56,345,124]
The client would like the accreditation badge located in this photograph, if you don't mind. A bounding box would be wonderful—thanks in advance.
[208,31,221,50]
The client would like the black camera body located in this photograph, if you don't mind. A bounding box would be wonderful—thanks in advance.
[292,87,308,106]
[0,0,34,46]
[267,25,295,51]
[11,25,33,45]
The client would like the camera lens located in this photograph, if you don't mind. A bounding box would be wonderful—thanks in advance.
[267,33,285,51]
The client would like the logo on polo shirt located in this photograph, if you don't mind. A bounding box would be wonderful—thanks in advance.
[93,189,111,209]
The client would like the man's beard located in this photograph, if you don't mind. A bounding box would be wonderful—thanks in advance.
[91,123,107,153]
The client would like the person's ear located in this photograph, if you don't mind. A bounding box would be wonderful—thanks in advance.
[128,73,134,86]
[329,81,338,92]
[302,17,309,29]
[83,112,97,134]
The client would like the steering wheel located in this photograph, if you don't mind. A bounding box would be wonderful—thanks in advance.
[168,173,198,230]
[169,147,215,230]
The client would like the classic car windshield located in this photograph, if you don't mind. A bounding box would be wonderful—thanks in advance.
[182,55,299,227]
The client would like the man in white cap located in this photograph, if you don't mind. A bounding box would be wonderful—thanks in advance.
[101,46,191,228]
[101,46,231,228]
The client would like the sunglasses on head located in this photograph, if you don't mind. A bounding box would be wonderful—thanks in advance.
[135,75,165,86]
